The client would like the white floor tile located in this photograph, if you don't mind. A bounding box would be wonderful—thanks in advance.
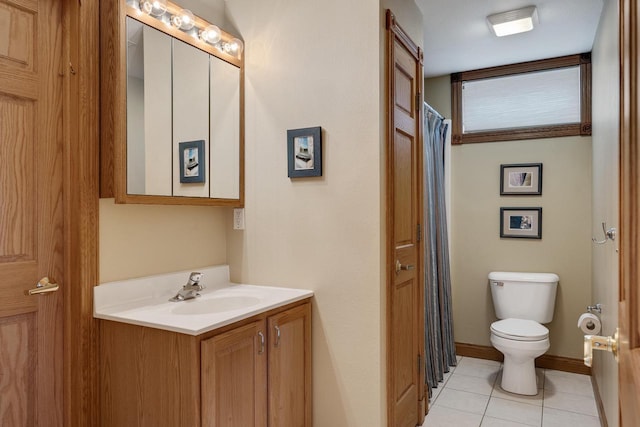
[492,384,543,406]
[544,370,593,397]
[536,368,545,389]
[447,372,496,396]
[481,416,536,427]
[435,388,491,415]
[442,368,454,384]
[431,357,600,427]
[422,405,483,427]
[542,407,601,427]
[543,390,598,417]
[429,384,444,403]
[485,397,543,426]
[459,357,502,368]
[456,358,502,379]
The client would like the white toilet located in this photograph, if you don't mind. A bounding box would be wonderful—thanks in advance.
[489,271,559,395]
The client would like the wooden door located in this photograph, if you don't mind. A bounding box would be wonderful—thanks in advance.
[385,10,425,427]
[618,0,640,424]
[0,0,64,425]
[201,320,267,427]
[267,303,312,427]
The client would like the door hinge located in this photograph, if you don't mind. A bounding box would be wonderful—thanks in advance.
[417,223,422,242]
[415,92,421,112]
[417,354,422,372]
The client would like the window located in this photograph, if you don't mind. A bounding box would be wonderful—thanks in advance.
[451,53,591,144]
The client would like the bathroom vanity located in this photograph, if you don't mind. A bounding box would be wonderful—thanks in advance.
[95,266,312,426]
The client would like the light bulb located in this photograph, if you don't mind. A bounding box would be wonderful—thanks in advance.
[171,9,195,31]
[230,38,243,55]
[200,25,221,44]
[140,0,167,16]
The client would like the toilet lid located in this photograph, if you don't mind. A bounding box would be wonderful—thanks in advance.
[491,318,549,341]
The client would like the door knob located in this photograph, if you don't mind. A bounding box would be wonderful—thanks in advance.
[26,277,59,296]
[583,329,618,367]
[395,260,415,274]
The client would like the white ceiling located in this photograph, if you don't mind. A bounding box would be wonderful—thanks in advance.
[416,0,604,77]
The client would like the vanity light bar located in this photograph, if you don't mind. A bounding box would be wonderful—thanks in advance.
[136,0,243,59]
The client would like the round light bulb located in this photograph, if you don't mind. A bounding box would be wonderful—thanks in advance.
[230,38,243,55]
[200,25,221,44]
[171,9,195,31]
[140,0,167,16]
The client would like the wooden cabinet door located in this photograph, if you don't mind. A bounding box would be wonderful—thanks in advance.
[267,303,312,427]
[201,320,267,427]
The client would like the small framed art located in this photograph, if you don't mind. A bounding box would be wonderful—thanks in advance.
[500,163,542,195]
[500,207,542,239]
[179,140,205,184]
[287,126,322,178]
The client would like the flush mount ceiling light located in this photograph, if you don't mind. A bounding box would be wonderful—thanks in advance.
[487,6,538,37]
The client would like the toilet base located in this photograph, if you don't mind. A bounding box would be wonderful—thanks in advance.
[490,332,549,396]
[501,357,537,395]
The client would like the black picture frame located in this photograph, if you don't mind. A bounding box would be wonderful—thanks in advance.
[500,163,543,195]
[287,126,322,178]
[500,207,542,239]
[179,140,205,183]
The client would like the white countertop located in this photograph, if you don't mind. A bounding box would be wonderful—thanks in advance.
[94,265,314,336]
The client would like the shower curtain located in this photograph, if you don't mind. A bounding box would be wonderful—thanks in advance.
[423,102,457,397]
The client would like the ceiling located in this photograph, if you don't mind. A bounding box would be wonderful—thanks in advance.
[416,0,605,77]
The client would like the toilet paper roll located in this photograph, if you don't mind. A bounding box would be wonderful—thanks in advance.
[577,312,601,334]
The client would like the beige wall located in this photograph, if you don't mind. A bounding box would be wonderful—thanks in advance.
[591,0,619,424]
[99,199,228,282]
[425,78,593,359]
[223,1,422,426]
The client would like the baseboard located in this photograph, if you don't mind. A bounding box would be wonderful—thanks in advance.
[455,342,591,375]
[591,375,609,427]
[455,343,503,362]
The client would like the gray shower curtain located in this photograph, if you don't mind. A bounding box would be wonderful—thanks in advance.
[423,103,456,397]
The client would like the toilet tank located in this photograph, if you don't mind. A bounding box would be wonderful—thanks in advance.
[489,271,559,324]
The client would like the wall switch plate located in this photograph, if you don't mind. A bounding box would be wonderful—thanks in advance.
[233,208,245,230]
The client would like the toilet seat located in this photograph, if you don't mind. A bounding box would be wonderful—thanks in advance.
[491,318,548,341]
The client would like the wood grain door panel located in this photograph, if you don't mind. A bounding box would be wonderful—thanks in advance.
[0,0,64,425]
[201,320,267,427]
[619,0,640,424]
[267,303,312,427]
[386,10,424,427]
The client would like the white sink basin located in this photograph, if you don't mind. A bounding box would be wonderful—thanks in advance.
[171,296,261,315]
[93,265,314,335]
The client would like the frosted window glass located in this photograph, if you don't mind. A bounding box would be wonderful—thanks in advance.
[462,66,581,133]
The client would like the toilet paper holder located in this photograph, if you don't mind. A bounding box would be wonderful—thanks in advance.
[587,303,602,314]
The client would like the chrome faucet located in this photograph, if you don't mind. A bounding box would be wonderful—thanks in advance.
[169,272,205,302]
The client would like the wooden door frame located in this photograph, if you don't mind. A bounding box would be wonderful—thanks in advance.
[385,9,426,426]
[619,0,640,423]
[63,0,100,425]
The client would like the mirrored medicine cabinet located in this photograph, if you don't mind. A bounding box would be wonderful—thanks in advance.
[101,0,244,206]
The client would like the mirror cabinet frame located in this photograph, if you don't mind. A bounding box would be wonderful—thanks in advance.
[100,0,245,206]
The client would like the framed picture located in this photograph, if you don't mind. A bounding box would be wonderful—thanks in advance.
[179,140,205,183]
[500,163,542,195]
[287,126,322,178]
[500,207,542,239]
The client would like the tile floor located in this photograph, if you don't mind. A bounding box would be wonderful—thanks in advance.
[423,356,601,427]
